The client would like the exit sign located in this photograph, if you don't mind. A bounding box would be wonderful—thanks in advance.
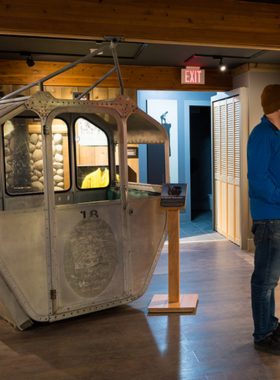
[181,69,205,85]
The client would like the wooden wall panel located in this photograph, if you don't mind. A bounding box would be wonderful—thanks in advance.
[92,88,111,101]
[0,1,280,50]
[0,84,137,101]
[46,86,63,99]
[79,147,109,166]
[0,60,232,92]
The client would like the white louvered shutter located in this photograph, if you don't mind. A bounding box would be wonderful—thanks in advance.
[213,96,241,245]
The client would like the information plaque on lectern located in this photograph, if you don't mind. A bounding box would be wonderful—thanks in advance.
[148,181,198,314]
[160,183,187,210]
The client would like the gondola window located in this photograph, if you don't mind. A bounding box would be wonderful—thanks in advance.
[75,118,110,189]
[3,117,70,195]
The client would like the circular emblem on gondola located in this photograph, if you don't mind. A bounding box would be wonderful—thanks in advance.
[64,217,117,298]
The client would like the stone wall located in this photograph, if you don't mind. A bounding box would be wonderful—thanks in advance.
[4,131,66,193]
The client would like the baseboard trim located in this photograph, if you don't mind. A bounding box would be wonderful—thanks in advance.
[247,238,255,252]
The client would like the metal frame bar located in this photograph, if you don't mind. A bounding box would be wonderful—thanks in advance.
[1,38,125,101]
[0,96,31,104]
[111,44,124,95]
[77,67,117,99]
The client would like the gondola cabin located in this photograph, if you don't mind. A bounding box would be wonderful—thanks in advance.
[0,91,170,329]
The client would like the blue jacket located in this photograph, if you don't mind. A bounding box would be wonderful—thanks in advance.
[247,115,280,220]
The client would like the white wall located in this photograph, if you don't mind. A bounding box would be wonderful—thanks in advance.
[234,70,280,134]
[233,71,250,89]
[233,69,280,251]
[248,72,280,133]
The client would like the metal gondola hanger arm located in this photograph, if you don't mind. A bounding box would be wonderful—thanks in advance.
[0,36,125,101]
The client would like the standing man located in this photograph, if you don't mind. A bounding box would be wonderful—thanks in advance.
[247,84,280,354]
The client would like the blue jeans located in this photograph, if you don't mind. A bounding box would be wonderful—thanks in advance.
[251,220,280,342]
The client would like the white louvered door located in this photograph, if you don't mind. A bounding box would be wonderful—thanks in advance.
[214,96,240,245]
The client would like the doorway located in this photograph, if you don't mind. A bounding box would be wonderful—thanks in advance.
[189,105,212,222]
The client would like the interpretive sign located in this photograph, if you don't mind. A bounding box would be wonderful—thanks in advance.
[149,181,198,313]
[127,147,138,158]
[160,183,187,210]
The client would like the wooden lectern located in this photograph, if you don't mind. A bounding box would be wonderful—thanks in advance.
[148,184,198,313]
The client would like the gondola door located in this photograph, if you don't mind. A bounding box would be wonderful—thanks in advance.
[46,111,127,320]
[0,112,53,325]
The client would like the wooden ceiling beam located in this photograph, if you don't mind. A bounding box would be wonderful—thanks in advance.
[0,60,232,92]
[0,1,280,50]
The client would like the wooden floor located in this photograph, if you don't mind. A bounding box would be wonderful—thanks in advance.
[1,240,280,380]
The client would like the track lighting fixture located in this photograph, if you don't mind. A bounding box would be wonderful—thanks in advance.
[26,55,35,67]
[219,58,226,71]
[184,51,267,71]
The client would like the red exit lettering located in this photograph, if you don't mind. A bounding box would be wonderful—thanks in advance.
[181,69,205,85]
[185,70,202,83]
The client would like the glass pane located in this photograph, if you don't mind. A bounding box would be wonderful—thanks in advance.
[125,112,164,197]
[75,118,110,189]
[128,142,162,199]
[3,117,70,195]
[146,143,166,185]
[4,117,42,195]
[52,119,70,192]
[115,144,120,182]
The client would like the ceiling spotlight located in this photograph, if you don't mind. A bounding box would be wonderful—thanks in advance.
[219,58,226,71]
[26,55,35,67]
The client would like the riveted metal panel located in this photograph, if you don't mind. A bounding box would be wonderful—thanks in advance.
[0,274,33,330]
[53,202,125,312]
[0,209,50,319]
[128,196,167,296]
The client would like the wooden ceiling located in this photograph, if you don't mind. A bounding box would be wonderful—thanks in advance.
[1,0,280,49]
[1,0,280,92]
